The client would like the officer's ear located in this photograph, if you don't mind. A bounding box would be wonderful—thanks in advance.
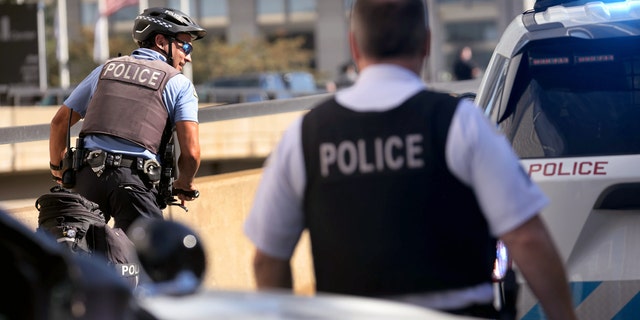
[348,31,360,63]
[423,30,431,59]
[154,34,168,49]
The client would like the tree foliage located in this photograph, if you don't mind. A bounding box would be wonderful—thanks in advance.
[46,29,122,86]
[46,29,314,87]
[193,36,314,84]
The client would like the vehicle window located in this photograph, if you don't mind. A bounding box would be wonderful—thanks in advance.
[498,37,640,159]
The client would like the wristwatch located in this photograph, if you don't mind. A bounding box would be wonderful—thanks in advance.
[50,161,63,170]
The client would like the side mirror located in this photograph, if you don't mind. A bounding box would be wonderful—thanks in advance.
[128,219,206,296]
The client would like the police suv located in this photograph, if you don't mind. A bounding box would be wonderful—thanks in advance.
[475,0,640,318]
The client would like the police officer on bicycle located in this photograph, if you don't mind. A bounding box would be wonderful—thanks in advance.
[49,7,204,233]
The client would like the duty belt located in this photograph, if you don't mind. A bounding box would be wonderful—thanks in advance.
[84,149,162,183]
[84,150,144,171]
[105,152,144,170]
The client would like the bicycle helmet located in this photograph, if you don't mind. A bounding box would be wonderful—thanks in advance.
[133,7,206,44]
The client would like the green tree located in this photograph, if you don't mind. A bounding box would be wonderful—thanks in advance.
[46,29,138,87]
[192,36,314,84]
[46,27,315,87]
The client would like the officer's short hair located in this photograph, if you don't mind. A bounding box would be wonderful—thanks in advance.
[351,0,429,59]
[137,33,158,48]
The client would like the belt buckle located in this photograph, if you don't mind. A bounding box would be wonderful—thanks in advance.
[104,152,123,167]
[112,154,122,166]
[105,153,114,166]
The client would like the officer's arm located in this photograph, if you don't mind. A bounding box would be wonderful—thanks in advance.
[253,249,293,290]
[49,105,81,176]
[500,215,577,320]
[173,120,200,196]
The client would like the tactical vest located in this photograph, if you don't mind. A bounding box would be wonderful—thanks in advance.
[301,90,496,296]
[80,56,179,154]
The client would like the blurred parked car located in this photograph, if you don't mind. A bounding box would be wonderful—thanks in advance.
[475,0,640,318]
[0,86,74,106]
[197,71,324,104]
[281,71,324,96]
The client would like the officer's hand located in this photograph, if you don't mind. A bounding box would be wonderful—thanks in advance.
[51,169,63,185]
[173,178,198,202]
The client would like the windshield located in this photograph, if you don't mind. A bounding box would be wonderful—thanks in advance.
[498,36,640,159]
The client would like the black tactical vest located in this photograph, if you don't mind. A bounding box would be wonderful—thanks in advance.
[80,56,179,154]
[301,90,496,296]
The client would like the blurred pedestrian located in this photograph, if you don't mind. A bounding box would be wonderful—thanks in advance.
[326,61,358,92]
[335,61,358,89]
[452,46,480,80]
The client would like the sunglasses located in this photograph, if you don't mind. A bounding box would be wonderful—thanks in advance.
[171,37,193,55]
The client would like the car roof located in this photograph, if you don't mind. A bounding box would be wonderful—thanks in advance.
[533,0,630,12]
[491,0,640,60]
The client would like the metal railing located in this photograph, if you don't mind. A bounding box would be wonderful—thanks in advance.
[0,93,334,145]
[0,79,480,146]
[0,86,76,107]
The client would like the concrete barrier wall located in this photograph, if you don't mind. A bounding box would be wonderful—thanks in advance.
[5,168,316,295]
[0,106,305,172]
[168,169,316,295]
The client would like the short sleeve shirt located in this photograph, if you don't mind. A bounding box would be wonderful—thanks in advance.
[64,48,199,160]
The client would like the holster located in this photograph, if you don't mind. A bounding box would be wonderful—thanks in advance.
[61,137,84,188]
[61,150,75,188]
[86,150,107,177]
[143,159,162,184]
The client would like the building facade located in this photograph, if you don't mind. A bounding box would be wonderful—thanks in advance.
[61,0,530,83]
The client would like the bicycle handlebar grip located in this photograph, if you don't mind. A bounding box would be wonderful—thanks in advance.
[173,188,199,198]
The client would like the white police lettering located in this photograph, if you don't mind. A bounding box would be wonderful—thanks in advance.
[120,263,140,277]
[101,61,166,90]
[320,134,424,177]
[164,9,185,23]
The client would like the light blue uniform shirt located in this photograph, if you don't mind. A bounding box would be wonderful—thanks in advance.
[64,48,199,161]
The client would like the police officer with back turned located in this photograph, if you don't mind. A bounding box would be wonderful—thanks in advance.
[49,8,205,233]
[244,0,577,319]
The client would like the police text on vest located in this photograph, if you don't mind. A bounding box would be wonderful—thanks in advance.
[319,134,424,177]
[101,61,166,90]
